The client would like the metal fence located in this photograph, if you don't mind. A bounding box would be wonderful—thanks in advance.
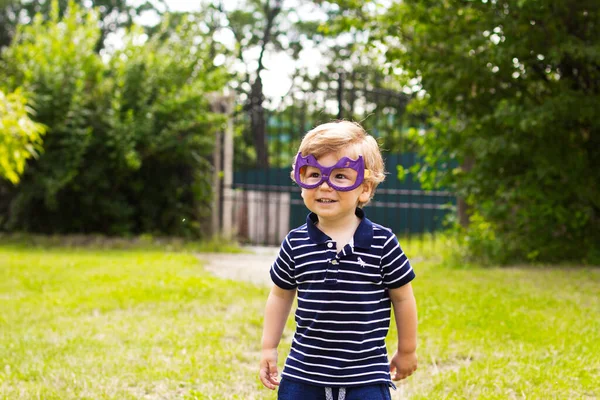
[216,71,455,245]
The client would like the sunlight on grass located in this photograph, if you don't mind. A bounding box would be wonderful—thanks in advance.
[0,246,267,399]
[387,262,600,399]
[0,243,598,399]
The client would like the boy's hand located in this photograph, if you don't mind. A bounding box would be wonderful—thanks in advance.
[389,350,417,380]
[259,348,279,389]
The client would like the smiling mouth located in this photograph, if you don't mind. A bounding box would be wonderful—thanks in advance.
[317,199,337,203]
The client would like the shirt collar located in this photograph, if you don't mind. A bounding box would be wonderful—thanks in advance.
[306,208,374,249]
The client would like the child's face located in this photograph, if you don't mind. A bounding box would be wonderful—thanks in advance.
[300,148,372,223]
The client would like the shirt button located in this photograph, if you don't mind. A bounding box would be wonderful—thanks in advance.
[327,243,333,248]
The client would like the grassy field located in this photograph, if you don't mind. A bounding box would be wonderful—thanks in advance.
[0,242,598,399]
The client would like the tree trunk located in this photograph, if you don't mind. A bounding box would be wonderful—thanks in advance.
[457,156,474,228]
[250,77,269,169]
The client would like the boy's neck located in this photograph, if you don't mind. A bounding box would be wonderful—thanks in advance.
[315,211,362,247]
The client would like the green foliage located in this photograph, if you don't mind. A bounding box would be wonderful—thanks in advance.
[0,0,18,49]
[1,0,104,209]
[396,164,408,182]
[0,2,227,237]
[0,0,165,49]
[0,89,45,184]
[333,0,600,264]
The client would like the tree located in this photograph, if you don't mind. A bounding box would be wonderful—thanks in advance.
[209,0,324,168]
[1,0,105,220]
[0,0,18,49]
[0,0,165,50]
[330,0,600,263]
[218,0,284,168]
[0,89,45,184]
[0,1,227,236]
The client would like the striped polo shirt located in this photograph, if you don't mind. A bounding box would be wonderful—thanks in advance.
[270,208,415,388]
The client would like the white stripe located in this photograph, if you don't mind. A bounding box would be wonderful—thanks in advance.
[288,354,388,371]
[296,259,326,269]
[373,225,392,232]
[295,268,327,279]
[282,238,293,261]
[382,252,404,269]
[336,279,382,285]
[296,249,333,259]
[383,258,409,277]
[297,306,390,315]
[297,323,389,336]
[295,315,390,325]
[295,331,384,345]
[340,259,379,269]
[296,278,383,285]
[285,363,389,379]
[289,237,310,241]
[290,347,387,363]
[338,269,381,279]
[298,279,331,284]
[371,245,384,249]
[298,288,384,295]
[299,297,387,305]
[353,250,382,261]
[373,236,387,239]
[272,268,294,286]
[383,235,395,247]
[381,246,398,261]
[273,261,293,279]
[281,372,390,387]
[293,242,319,250]
[293,338,387,354]
[386,266,413,285]
[277,255,290,268]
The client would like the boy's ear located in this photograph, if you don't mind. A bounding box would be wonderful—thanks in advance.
[358,182,373,203]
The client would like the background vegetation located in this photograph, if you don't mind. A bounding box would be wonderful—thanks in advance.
[0,0,598,264]
[0,1,226,237]
[327,0,599,264]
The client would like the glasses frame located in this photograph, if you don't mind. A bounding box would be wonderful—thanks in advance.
[293,152,370,192]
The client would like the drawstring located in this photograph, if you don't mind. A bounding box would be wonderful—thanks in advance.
[325,387,346,400]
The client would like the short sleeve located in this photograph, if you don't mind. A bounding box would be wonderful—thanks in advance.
[381,235,415,289]
[270,235,297,290]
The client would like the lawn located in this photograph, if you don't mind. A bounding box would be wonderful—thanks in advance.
[0,242,598,399]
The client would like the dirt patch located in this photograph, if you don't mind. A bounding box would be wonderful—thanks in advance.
[197,246,278,286]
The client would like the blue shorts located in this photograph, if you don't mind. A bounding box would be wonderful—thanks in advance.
[277,377,392,400]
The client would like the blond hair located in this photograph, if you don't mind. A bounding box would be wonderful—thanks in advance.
[291,120,386,207]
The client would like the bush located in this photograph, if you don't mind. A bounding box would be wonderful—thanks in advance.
[0,1,227,237]
[0,88,45,185]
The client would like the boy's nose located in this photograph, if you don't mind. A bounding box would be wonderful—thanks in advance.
[320,179,333,190]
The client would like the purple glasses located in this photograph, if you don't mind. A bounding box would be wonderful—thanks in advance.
[294,152,371,191]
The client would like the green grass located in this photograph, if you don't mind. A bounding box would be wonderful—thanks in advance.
[0,244,265,399]
[400,263,599,399]
[0,242,598,399]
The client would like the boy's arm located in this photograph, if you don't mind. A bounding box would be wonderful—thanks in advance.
[389,282,418,380]
[259,284,296,390]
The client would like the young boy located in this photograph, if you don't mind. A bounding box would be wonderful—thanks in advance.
[259,121,417,400]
